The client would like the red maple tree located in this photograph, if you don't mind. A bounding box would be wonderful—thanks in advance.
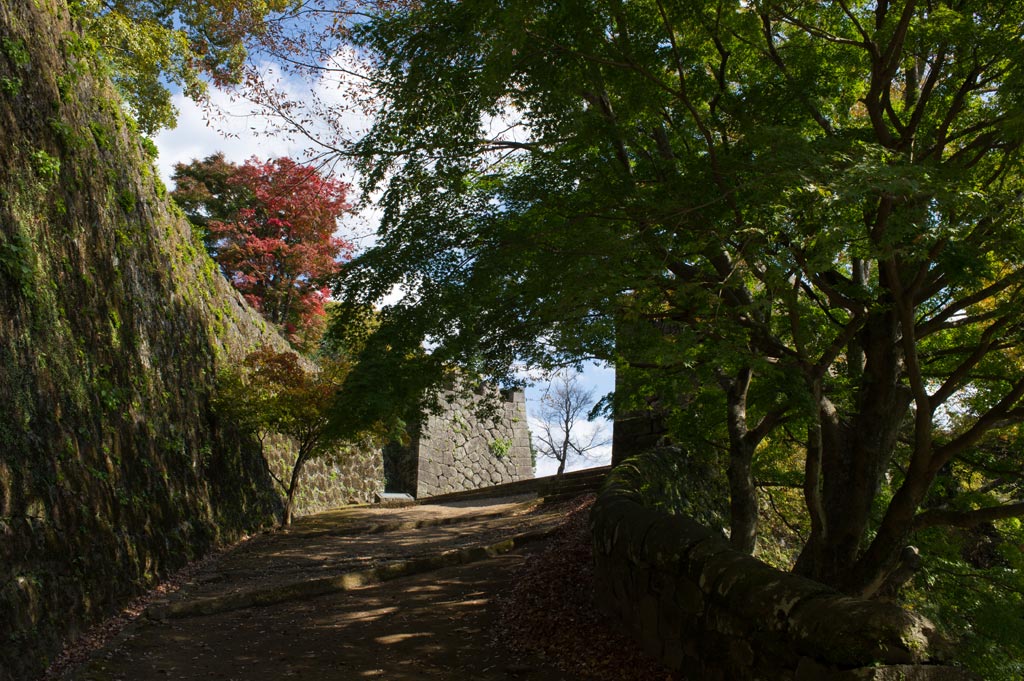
[172,154,352,345]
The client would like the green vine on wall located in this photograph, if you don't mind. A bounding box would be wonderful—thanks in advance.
[0,228,35,297]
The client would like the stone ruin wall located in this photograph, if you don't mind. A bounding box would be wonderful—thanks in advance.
[411,388,533,498]
[0,2,383,675]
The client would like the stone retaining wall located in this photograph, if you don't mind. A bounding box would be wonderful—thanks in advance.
[590,454,975,680]
[0,3,379,677]
[266,437,384,514]
[410,388,533,498]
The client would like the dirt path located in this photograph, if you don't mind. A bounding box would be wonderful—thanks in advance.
[64,496,572,681]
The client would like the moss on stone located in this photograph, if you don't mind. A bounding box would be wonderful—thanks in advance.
[0,1,360,677]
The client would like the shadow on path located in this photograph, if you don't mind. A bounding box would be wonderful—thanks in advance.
[69,498,572,680]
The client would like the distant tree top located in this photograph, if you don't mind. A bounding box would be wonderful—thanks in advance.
[72,0,295,134]
[171,153,353,350]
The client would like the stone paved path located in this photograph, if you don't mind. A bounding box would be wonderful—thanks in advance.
[66,496,573,681]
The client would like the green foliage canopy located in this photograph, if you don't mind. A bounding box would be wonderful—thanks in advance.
[71,0,294,134]
[333,0,1024,597]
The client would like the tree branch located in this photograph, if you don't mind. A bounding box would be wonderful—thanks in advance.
[934,376,1024,468]
[913,502,1024,530]
[915,270,1024,338]
[929,316,1011,410]
[760,11,835,135]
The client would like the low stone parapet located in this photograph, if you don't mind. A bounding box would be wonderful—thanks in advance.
[590,451,975,680]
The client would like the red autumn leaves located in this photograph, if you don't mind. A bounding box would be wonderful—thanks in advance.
[172,153,352,345]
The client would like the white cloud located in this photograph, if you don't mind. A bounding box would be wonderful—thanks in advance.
[151,56,383,256]
[310,46,377,143]
[152,89,300,188]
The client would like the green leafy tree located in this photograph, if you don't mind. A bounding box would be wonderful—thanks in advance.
[329,0,1024,627]
[214,348,380,526]
[71,0,294,134]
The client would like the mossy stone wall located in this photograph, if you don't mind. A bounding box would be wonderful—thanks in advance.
[273,437,384,514]
[0,2,377,679]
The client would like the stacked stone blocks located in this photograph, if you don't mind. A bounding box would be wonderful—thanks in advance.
[264,436,385,515]
[591,456,975,680]
[412,388,533,498]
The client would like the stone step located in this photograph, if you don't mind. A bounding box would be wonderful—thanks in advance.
[542,480,607,505]
[419,480,540,505]
[542,492,597,505]
[548,472,608,486]
[546,471,608,487]
[544,466,611,483]
[145,525,558,621]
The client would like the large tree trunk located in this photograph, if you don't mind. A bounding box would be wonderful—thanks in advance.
[724,368,758,554]
[794,309,912,590]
